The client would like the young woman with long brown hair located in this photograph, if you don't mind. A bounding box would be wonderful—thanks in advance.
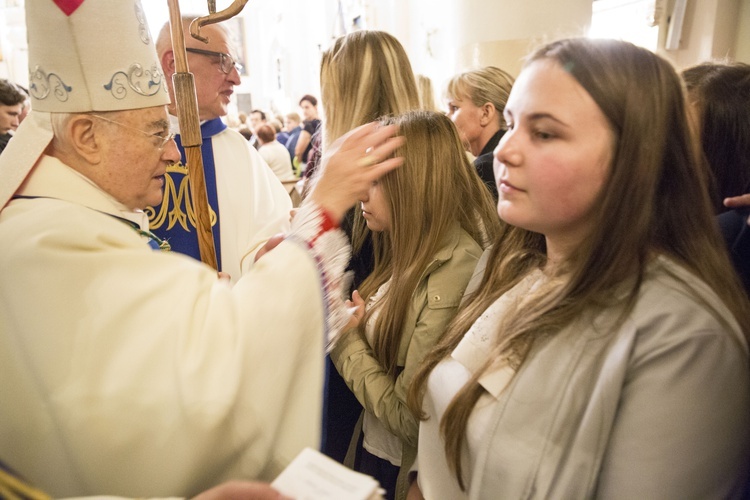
[314,30,424,469]
[408,38,750,499]
[331,110,500,500]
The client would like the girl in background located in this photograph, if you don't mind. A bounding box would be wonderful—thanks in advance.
[314,30,423,467]
[682,62,750,296]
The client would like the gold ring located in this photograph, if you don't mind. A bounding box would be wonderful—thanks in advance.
[357,155,377,168]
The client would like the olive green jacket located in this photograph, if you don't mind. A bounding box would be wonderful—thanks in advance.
[330,226,483,499]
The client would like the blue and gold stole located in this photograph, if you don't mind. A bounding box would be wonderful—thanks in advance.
[147,118,227,270]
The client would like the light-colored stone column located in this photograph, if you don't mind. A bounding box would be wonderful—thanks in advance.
[657,0,744,68]
[449,0,593,76]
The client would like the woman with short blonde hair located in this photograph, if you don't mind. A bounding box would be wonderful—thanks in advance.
[445,66,515,199]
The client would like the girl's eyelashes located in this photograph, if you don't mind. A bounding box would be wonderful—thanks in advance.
[532,129,555,140]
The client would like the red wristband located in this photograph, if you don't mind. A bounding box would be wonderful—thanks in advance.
[319,208,340,232]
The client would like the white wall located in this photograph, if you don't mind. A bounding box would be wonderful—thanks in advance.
[0,1,28,85]
[657,0,745,68]
[2,0,750,114]
[240,0,329,117]
[360,0,592,112]
[735,0,750,63]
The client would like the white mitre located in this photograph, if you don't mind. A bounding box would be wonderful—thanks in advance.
[0,0,170,209]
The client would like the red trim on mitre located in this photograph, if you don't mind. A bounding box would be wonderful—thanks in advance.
[52,0,85,16]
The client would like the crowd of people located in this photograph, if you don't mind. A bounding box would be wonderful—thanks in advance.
[1,1,749,499]
[0,79,29,155]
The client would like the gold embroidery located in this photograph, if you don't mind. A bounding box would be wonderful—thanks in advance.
[167,163,189,175]
[146,162,217,231]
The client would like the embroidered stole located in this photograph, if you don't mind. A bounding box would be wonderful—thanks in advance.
[148,118,227,270]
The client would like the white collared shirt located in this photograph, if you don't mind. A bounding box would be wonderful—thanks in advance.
[417,270,543,498]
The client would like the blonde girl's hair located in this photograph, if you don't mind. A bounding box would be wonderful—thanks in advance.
[319,30,422,252]
[445,66,515,130]
[416,74,439,111]
[359,110,501,377]
[408,37,750,490]
[320,30,421,151]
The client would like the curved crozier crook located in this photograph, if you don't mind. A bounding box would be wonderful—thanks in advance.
[189,0,249,44]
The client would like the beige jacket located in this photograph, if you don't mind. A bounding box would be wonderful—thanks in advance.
[331,226,483,498]
[433,255,750,499]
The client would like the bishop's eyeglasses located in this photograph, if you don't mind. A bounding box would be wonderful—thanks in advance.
[90,114,175,150]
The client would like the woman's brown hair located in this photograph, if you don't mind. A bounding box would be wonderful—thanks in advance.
[408,37,750,490]
[359,110,500,377]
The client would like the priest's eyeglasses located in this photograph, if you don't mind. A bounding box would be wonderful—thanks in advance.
[90,114,175,150]
[186,47,243,75]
